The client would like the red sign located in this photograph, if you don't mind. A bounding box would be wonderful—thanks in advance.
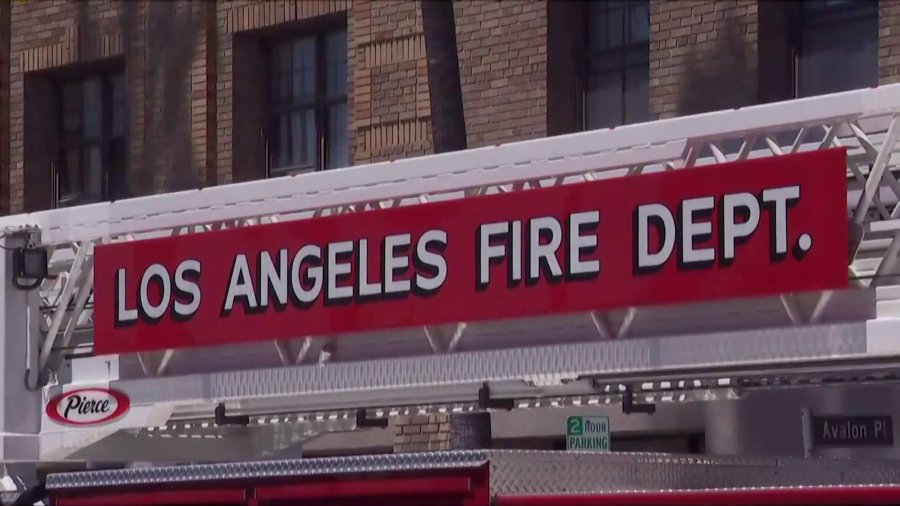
[46,388,131,426]
[93,149,849,355]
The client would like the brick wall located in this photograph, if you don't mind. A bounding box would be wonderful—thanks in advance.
[392,414,451,453]
[2,1,899,212]
[393,412,492,453]
[352,0,431,163]
[454,0,546,148]
[881,0,900,84]
[0,1,9,213]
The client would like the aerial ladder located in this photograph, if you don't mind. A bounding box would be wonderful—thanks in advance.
[4,85,900,503]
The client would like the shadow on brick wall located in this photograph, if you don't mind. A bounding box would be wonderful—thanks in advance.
[117,0,202,195]
[677,15,755,116]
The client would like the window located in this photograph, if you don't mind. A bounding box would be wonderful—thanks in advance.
[56,72,127,207]
[266,28,348,176]
[795,0,878,98]
[582,0,650,130]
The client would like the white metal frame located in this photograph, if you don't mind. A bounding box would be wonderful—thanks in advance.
[7,84,900,461]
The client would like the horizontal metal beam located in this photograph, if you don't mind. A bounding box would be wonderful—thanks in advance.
[107,323,865,412]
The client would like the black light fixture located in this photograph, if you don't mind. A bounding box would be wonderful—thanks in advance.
[356,408,389,429]
[12,246,48,291]
[214,403,250,427]
[478,383,514,411]
[622,386,656,415]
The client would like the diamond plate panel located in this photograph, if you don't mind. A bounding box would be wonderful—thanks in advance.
[46,450,900,493]
[488,451,900,495]
[45,451,489,490]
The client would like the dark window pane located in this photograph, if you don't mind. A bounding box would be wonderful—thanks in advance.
[56,69,129,207]
[108,138,128,199]
[272,114,290,169]
[624,66,650,125]
[63,109,81,137]
[273,72,290,103]
[629,2,650,43]
[271,41,292,102]
[83,145,103,200]
[292,37,316,103]
[268,29,347,174]
[82,77,102,139]
[798,0,878,97]
[606,6,624,48]
[292,67,316,102]
[62,81,81,112]
[112,73,126,137]
[290,109,316,167]
[273,41,292,73]
[326,30,348,99]
[584,0,650,129]
[58,148,82,205]
[62,82,82,137]
[585,72,623,130]
[270,109,316,173]
[327,102,348,170]
[587,4,607,51]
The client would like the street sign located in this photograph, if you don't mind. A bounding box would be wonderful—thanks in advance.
[810,415,894,448]
[566,415,610,451]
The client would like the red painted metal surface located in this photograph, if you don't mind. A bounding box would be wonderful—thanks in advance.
[93,148,848,354]
[255,475,471,500]
[494,486,900,506]
[49,468,491,506]
[53,488,246,506]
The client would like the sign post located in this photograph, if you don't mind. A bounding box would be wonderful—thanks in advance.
[566,415,610,451]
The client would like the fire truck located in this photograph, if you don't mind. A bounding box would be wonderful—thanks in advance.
[4,84,900,504]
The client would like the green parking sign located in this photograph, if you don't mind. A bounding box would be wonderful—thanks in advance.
[566,415,610,451]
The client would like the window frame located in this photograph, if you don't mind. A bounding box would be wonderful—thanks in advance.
[53,69,127,208]
[577,0,651,131]
[263,21,348,177]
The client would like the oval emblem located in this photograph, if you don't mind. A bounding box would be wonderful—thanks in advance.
[46,388,130,426]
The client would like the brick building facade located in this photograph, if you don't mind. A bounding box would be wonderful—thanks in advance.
[0,0,894,215]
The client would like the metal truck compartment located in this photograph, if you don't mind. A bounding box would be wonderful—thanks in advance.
[40,450,900,506]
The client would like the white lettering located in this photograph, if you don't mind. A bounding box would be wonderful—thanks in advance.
[326,241,354,302]
[413,230,448,294]
[477,222,509,289]
[383,234,412,295]
[259,249,288,308]
[762,185,800,257]
[719,192,760,263]
[172,259,201,318]
[567,210,600,278]
[679,196,715,265]
[115,268,138,325]
[223,254,257,313]
[528,216,563,282]
[356,239,383,298]
[139,263,171,321]
[635,203,675,272]
[290,245,323,304]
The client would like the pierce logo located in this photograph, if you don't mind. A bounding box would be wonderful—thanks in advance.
[46,388,130,426]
